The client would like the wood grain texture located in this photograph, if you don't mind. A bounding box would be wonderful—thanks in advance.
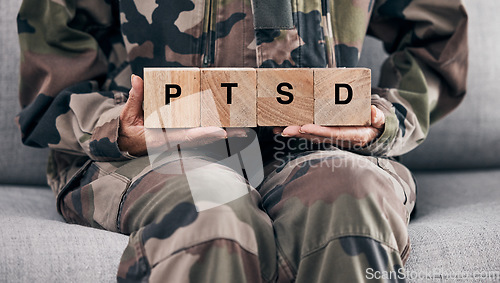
[143,67,371,128]
[314,68,371,126]
[201,68,257,127]
[144,68,201,128]
[257,68,314,126]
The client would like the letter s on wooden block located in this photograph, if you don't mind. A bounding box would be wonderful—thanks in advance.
[257,68,314,126]
[201,68,257,127]
[144,68,201,128]
[313,68,371,126]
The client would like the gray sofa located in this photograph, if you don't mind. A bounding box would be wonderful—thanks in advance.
[1,0,499,282]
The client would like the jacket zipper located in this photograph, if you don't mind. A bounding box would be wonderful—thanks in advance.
[202,0,215,66]
[321,0,335,67]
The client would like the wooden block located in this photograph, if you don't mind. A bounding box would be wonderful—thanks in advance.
[143,67,372,128]
[144,68,201,128]
[257,68,314,126]
[314,68,371,126]
[201,68,257,127]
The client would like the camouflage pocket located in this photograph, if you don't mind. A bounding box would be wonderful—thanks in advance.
[83,162,132,232]
[374,157,417,221]
[57,157,153,232]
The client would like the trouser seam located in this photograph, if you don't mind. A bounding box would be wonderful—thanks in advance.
[275,239,297,281]
[301,233,401,260]
[136,230,152,278]
[401,237,412,265]
[116,180,132,233]
[376,158,409,205]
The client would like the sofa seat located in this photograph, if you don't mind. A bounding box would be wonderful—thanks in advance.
[2,169,499,282]
[2,0,499,281]
[0,186,128,283]
[405,169,500,282]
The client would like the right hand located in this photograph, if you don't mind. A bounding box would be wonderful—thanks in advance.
[118,75,245,156]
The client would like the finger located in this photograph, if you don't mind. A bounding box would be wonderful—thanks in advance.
[277,132,357,148]
[292,133,335,144]
[291,130,374,148]
[278,131,356,149]
[300,124,378,144]
[371,105,385,129]
[181,127,228,147]
[124,75,144,118]
[300,124,343,139]
[273,127,285,135]
[143,128,170,149]
[281,125,302,137]
[145,127,228,149]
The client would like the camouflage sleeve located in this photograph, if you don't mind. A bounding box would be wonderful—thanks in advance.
[16,0,133,161]
[357,0,468,156]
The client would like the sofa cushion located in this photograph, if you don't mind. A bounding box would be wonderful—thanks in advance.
[0,186,128,283]
[359,0,500,171]
[0,0,49,186]
[405,169,500,281]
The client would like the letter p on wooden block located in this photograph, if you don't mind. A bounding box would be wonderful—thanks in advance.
[144,68,201,128]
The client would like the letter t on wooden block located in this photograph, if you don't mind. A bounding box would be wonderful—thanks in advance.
[144,68,201,128]
[201,68,257,127]
[314,68,371,126]
[257,68,314,126]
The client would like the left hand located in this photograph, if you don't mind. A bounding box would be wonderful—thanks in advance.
[118,75,245,156]
[273,105,385,148]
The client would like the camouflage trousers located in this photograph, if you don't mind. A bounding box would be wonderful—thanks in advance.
[59,148,416,282]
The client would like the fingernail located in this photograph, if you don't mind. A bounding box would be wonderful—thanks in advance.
[131,74,140,85]
[298,129,306,134]
[281,133,290,137]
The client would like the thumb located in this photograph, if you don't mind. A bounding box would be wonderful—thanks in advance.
[371,105,385,129]
[123,74,144,119]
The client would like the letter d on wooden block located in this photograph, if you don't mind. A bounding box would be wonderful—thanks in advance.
[144,68,201,128]
[201,68,257,127]
[314,68,371,126]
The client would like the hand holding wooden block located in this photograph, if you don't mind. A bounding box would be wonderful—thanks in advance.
[143,67,371,128]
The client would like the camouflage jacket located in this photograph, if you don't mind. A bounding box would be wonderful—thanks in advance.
[17,0,468,194]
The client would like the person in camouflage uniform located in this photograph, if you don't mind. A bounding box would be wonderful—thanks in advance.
[17,0,468,282]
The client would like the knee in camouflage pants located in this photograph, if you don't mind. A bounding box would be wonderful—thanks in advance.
[59,149,416,282]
